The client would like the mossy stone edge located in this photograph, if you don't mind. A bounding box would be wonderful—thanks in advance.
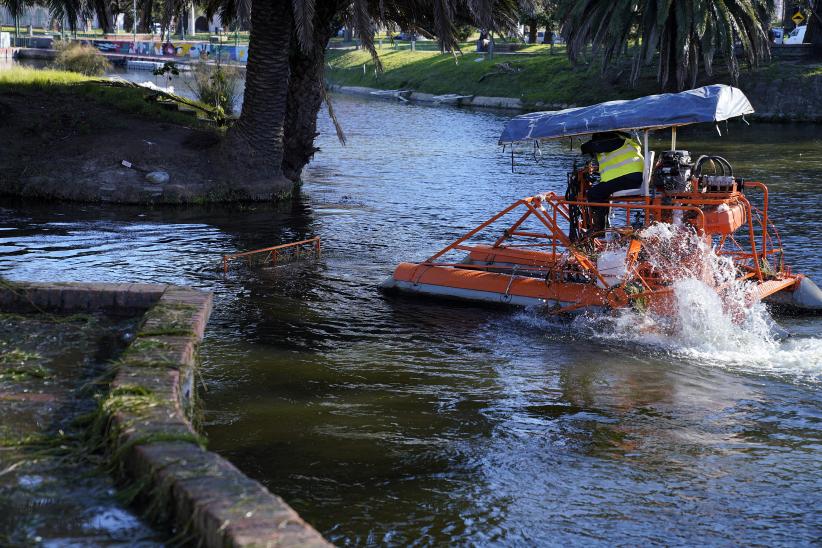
[0,282,330,548]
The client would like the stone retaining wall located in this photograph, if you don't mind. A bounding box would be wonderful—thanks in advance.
[739,71,822,122]
[0,282,330,548]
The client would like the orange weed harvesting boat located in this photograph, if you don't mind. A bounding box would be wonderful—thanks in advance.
[382,85,822,316]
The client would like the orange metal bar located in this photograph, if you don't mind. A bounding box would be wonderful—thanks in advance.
[426,200,533,262]
[424,195,610,287]
[737,196,764,281]
[522,199,609,286]
[510,231,551,239]
[223,236,321,271]
[743,181,770,259]
[559,200,707,231]
[431,263,553,272]
[224,237,321,260]
[493,210,534,247]
[552,202,558,258]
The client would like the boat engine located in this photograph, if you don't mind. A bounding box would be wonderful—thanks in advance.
[654,150,693,193]
[693,155,737,192]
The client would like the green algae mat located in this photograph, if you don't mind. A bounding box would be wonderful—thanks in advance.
[0,312,167,545]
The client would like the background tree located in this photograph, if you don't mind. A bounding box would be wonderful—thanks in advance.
[2,0,31,40]
[804,0,822,53]
[559,0,774,91]
[42,0,521,193]
[214,0,521,191]
[520,0,557,45]
[42,0,136,33]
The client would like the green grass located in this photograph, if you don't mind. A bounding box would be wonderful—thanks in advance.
[0,66,90,86]
[326,47,660,107]
[0,66,211,127]
[326,48,822,108]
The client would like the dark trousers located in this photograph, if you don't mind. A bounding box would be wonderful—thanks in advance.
[586,172,644,232]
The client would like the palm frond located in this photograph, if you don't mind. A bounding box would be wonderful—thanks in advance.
[292,0,316,51]
[559,0,773,90]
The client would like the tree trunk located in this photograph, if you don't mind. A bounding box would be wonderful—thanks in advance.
[221,0,293,196]
[806,5,822,57]
[281,5,338,182]
[139,1,153,33]
[528,19,537,44]
[93,0,113,34]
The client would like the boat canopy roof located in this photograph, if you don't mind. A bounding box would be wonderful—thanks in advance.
[498,85,754,144]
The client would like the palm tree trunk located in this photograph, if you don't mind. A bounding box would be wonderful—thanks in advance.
[93,0,113,34]
[222,0,293,192]
[281,5,337,182]
[806,5,822,55]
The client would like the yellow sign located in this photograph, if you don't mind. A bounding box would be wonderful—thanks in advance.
[792,10,805,25]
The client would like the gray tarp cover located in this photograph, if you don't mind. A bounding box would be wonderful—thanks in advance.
[498,85,754,144]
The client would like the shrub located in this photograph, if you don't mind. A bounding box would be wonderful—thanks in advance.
[455,25,474,42]
[188,62,241,116]
[54,41,111,76]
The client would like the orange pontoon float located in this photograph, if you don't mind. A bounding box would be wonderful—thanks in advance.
[382,85,822,315]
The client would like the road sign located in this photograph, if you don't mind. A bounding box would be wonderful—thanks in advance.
[792,10,805,25]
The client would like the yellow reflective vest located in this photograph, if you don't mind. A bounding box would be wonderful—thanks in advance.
[596,138,644,182]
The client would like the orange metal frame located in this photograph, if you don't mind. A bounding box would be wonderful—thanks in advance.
[223,237,321,273]
[412,177,793,313]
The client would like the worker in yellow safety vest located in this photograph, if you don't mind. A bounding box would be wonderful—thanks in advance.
[581,132,645,233]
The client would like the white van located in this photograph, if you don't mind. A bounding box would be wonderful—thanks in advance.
[784,25,806,45]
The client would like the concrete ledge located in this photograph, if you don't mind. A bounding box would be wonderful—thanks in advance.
[0,281,166,315]
[0,282,330,547]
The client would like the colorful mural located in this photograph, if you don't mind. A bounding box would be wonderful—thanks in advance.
[78,38,247,63]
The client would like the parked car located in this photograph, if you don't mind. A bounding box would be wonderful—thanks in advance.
[524,31,544,44]
[770,27,784,44]
[784,25,806,45]
[394,32,429,41]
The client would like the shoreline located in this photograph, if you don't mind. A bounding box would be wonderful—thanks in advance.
[328,83,527,110]
[329,82,822,122]
[11,45,822,122]
[325,48,822,122]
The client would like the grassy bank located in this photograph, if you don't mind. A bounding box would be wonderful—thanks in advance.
[326,47,822,109]
[326,46,661,107]
[0,66,293,203]
[0,66,209,127]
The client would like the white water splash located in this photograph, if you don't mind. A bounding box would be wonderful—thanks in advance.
[577,224,821,381]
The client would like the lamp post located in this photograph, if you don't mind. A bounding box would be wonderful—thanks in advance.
[216,26,222,66]
[132,0,137,43]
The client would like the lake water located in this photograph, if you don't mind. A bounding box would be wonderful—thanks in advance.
[1,87,820,545]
